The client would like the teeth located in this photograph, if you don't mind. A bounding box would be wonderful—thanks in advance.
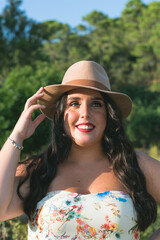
[78,125,93,129]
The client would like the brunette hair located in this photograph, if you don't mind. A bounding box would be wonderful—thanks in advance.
[17,92,157,231]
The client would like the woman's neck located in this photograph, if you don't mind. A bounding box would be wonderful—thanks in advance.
[66,143,107,165]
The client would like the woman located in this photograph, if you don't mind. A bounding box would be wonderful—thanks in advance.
[0,60,159,239]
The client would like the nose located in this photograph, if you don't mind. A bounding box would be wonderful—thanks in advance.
[80,102,90,119]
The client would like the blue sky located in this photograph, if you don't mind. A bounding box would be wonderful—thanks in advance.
[0,0,158,27]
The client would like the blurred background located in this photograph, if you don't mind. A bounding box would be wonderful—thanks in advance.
[0,0,160,239]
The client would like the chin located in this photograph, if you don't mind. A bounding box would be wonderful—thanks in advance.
[73,139,101,148]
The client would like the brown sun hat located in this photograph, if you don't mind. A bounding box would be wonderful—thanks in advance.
[38,60,132,119]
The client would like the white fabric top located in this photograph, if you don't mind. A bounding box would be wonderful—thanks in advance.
[28,190,140,240]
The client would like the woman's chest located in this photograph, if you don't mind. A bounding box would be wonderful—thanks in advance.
[48,163,125,194]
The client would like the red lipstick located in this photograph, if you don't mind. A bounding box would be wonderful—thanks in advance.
[76,123,95,132]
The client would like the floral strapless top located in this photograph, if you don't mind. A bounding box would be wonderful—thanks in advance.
[28,190,140,240]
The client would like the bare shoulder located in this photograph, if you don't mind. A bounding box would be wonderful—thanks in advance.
[135,149,160,204]
[136,149,160,165]
[135,149,160,171]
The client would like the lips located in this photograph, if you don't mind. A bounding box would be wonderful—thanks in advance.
[76,123,95,132]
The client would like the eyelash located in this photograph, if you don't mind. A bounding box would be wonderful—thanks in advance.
[92,102,102,107]
[69,102,80,107]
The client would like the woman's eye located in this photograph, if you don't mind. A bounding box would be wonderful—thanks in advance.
[69,101,80,107]
[92,101,102,107]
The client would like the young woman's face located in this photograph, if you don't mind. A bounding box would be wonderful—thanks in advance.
[63,88,107,149]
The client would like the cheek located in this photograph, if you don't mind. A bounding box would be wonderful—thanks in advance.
[63,110,78,132]
[98,111,107,130]
[97,109,107,121]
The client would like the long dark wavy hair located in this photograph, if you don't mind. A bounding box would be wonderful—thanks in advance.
[17,91,157,231]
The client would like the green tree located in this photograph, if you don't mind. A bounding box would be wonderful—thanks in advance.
[121,0,160,85]
[0,0,47,72]
[0,16,9,80]
[0,216,28,240]
[122,85,160,148]
[40,20,89,69]
[0,62,62,155]
[127,106,160,148]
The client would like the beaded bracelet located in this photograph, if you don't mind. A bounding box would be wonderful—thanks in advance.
[8,137,24,150]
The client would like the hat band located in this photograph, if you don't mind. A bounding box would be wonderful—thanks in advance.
[64,79,110,91]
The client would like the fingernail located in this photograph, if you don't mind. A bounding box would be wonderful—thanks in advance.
[41,105,46,108]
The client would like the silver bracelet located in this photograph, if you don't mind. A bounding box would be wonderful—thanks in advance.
[8,137,24,150]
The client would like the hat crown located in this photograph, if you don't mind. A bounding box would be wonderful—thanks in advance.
[62,61,111,90]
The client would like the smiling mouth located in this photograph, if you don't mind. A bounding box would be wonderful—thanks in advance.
[76,124,95,132]
[78,125,94,129]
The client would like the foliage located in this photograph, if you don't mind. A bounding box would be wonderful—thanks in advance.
[122,84,160,148]
[1,0,160,87]
[0,216,27,240]
[0,62,62,155]
[126,106,160,148]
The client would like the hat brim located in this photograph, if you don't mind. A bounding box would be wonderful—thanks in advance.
[38,84,132,119]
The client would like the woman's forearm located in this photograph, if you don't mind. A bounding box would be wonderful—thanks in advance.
[0,130,24,218]
[0,88,46,221]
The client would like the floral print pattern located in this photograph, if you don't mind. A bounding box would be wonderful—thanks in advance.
[28,190,140,240]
